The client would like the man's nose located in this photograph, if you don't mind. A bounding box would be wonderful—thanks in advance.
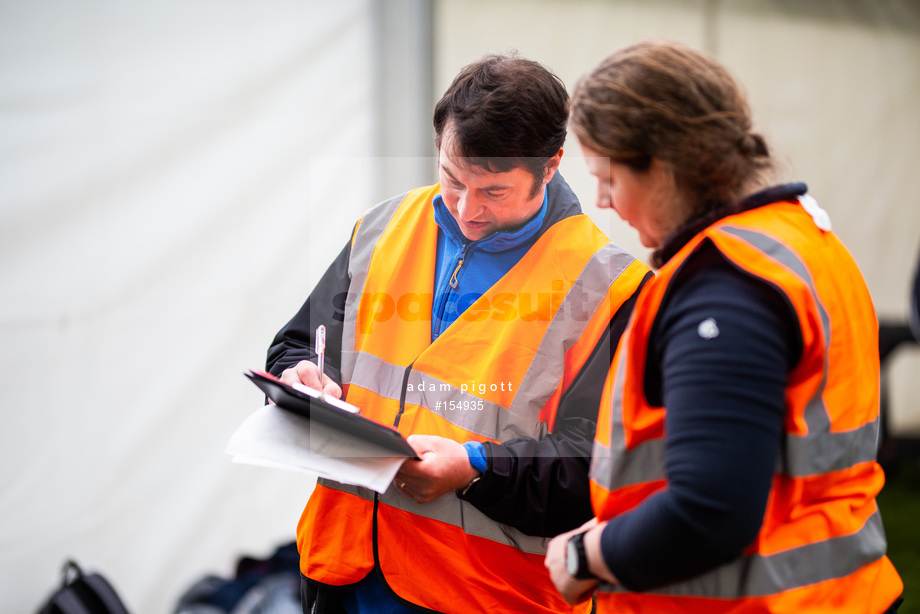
[457,192,485,220]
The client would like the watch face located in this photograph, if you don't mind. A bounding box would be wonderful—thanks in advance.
[566,536,580,575]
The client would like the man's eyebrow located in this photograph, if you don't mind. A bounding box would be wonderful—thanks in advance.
[440,163,459,182]
[441,163,514,191]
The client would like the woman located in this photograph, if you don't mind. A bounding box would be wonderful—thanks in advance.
[545,40,903,613]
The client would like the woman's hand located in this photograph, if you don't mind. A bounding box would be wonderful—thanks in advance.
[545,519,601,604]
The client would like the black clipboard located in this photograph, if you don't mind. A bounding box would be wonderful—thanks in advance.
[245,370,418,459]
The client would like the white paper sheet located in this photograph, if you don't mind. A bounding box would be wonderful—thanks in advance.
[226,405,408,493]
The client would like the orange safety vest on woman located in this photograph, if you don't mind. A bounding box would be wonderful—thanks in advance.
[298,184,649,613]
[590,196,903,613]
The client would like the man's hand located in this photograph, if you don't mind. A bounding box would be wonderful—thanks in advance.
[279,360,342,399]
[545,519,602,605]
[393,435,479,504]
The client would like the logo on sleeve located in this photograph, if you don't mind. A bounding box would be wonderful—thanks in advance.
[698,317,720,339]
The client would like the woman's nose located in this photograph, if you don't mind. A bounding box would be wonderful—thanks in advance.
[596,184,613,209]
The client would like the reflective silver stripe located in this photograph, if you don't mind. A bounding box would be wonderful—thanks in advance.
[785,419,880,476]
[403,368,541,440]
[319,477,550,554]
[589,438,613,488]
[317,477,376,502]
[510,243,638,421]
[346,351,406,402]
[720,226,879,477]
[377,485,550,555]
[595,433,665,490]
[341,192,408,382]
[346,350,541,441]
[599,509,888,597]
[590,343,666,491]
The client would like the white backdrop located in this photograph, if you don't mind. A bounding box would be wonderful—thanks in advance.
[0,1,381,611]
[2,1,919,613]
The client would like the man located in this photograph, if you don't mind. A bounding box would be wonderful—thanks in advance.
[267,54,650,614]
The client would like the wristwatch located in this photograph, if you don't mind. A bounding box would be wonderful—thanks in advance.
[565,531,595,580]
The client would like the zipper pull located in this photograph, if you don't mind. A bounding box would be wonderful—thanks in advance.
[449,258,463,288]
[449,245,467,289]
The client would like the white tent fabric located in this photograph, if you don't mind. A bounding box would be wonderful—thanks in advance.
[1,1,381,611]
[3,1,919,612]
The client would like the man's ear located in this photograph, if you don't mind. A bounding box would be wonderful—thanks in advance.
[543,148,564,184]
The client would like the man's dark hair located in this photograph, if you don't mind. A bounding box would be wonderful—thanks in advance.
[433,54,569,187]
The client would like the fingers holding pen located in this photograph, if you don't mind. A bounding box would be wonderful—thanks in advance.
[279,360,343,399]
[318,373,343,398]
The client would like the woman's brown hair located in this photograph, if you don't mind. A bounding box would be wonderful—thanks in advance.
[570,40,772,220]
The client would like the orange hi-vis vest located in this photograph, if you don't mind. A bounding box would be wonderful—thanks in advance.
[590,197,903,613]
[297,184,649,613]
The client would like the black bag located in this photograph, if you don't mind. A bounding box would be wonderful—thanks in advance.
[37,560,130,614]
